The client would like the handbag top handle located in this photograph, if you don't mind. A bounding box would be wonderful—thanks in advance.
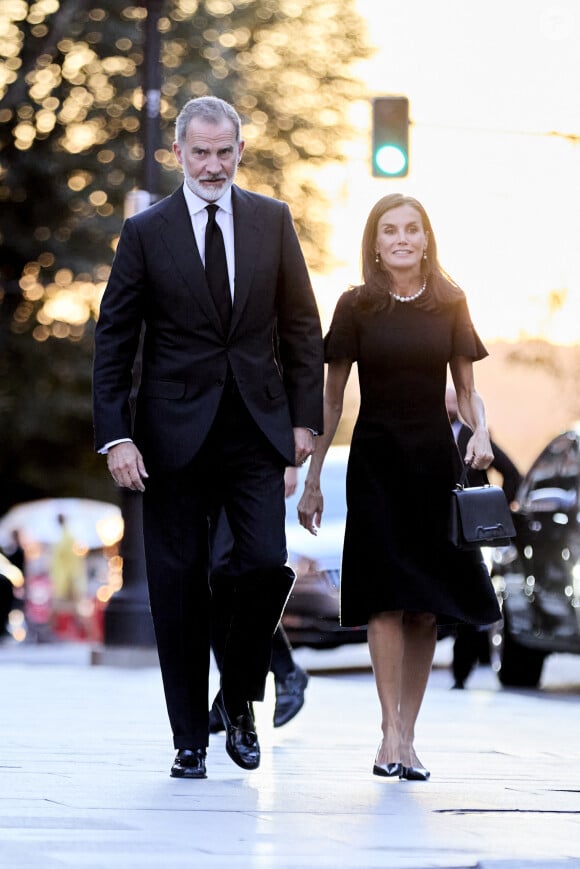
[457,463,490,489]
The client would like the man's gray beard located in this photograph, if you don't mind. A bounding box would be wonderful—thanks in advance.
[184,171,233,202]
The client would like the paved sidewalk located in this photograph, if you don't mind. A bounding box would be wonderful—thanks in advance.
[0,639,579,868]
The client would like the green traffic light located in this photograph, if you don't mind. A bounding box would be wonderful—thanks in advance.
[374,144,407,177]
[372,96,410,178]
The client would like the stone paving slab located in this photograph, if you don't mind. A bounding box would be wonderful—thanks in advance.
[0,640,579,868]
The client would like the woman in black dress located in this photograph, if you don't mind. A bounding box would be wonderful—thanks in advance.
[297,194,501,781]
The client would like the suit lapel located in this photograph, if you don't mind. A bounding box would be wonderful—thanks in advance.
[156,188,224,334]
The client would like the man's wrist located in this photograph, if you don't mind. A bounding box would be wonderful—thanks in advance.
[99,438,133,455]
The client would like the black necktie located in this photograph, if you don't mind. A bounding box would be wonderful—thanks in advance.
[204,204,231,332]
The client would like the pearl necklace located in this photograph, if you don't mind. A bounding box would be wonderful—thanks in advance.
[389,278,427,303]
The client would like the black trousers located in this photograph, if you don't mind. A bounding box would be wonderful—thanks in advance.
[142,384,295,749]
[210,508,296,683]
[452,624,491,685]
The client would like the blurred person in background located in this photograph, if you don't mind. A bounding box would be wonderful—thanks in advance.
[0,569,14,640]
[298,194,500,782]
[445,386,522,689]
[0,532,25,641]
[4,530,25,574]
[50,514,88,638]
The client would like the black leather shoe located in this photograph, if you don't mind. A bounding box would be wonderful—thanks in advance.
[273,665,309,728]
[209,698,225,734]
[373,762,403,778]
[400,765,430,781]
[214,691,260,770]
[170,748,207,779]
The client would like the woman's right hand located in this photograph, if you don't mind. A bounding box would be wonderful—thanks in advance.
[297,481,324,536]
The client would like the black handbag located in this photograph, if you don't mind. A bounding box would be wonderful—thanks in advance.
[449,465,516,550]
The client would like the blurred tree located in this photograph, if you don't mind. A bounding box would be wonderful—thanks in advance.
[0,0,371,513]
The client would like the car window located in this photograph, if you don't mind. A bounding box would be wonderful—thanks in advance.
[520,431,579,510]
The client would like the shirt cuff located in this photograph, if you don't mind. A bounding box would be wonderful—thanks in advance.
[99,438,133,455]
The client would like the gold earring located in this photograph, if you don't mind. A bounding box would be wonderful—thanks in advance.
[423,249,427,261]
[375,252,380,264]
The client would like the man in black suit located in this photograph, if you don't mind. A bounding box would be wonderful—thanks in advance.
[446,387,522,688]
[93,96,324,779]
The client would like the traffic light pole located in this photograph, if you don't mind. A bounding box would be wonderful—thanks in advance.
[142,0,163,198]
[92,0,164,666]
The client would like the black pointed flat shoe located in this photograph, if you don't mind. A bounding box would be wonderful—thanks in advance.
[214,691,260,771]
[273,666,309,728]
[400,765,430,781]
[170,748,207,779]
[373,762,403,778]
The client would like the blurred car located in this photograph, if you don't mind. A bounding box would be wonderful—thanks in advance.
[282,445,367,648]
[490,425,580,687]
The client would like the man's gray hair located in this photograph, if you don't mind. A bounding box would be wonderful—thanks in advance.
[175,96,242,145]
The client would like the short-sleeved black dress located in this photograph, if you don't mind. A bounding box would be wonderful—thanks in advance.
[325,286,501,628]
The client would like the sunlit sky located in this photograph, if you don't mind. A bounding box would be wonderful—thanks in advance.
[313,0,580,344]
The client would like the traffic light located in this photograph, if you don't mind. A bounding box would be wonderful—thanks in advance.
[372,96,410,178]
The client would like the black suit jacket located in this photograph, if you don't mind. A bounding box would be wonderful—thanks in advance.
[456,423,522,503]
[93,185,324,472]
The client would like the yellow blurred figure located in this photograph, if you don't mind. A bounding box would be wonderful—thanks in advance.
[50,515,87,604]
